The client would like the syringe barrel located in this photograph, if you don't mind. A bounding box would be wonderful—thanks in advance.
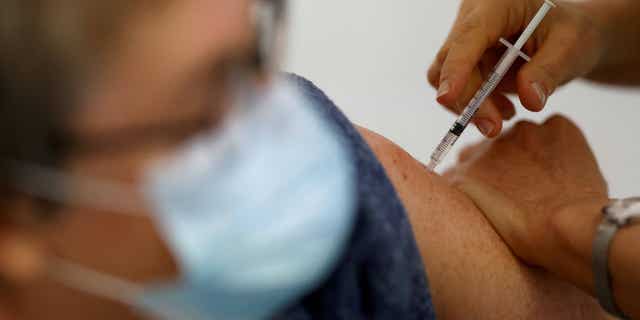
[429,131,459,168]
[430,48,519,170]
[455,0,555,128]
[456,48,520,127]
[514,0,556,49]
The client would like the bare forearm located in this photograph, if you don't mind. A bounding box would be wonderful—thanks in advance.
[554,199,640,319]
[582,0,640,85]
[357,126,609,319]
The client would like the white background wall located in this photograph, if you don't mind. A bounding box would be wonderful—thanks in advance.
[284,1,640,197]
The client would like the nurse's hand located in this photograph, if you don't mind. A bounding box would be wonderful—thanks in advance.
[446,115,609,295]
[427,0,606,137]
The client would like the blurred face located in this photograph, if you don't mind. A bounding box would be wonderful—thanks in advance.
[1,0,255,319]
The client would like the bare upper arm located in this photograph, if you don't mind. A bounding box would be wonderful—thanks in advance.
[356,126,609,320]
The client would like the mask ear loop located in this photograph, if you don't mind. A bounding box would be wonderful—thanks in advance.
[47,257,144,306]
[4,160,148,216]
[47,257,203,320]
[2,162,191,318]
[253,0,288,74]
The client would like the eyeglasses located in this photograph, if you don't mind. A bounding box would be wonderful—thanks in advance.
[3,0,290,212]
[254,0,287,73]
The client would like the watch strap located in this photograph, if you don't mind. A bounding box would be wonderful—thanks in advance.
[593,217,628,319]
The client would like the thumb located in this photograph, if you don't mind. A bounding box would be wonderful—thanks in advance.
[454,176,530,257]
[517,32,584,112]
[0,233,46,284]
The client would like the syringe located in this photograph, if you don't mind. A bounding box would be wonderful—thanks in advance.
[427,0,556,171]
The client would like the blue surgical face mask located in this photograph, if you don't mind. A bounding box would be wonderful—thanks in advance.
[20,78,356,320]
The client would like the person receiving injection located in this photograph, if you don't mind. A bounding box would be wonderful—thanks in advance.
[0,0,610,319]
[428,0,640,319]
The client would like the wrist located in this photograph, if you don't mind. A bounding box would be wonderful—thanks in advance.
[549,197,610,295]
[578,0,640,78]
[606,200,640,318]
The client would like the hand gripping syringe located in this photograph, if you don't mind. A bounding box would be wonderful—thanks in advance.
[427,0,556,171]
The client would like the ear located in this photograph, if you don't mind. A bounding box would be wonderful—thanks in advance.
[0,228,46,320]
[0,231,47,285]
[0,195,48,286]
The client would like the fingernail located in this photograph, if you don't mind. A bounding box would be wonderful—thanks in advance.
[437,81,450,98]
[532,82,547,107]
[475,119,495,137]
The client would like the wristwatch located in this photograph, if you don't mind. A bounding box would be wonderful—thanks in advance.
[593,197,640,319]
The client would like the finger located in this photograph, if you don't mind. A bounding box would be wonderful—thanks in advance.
[542,114,580,135]
[542,115,591,153]
[454,67,505,137]
[492,93,516,120]
[437,16,492,108]
[428,50,508,131]
[427,48,448,88]
[496,58,526,94]
[440,99,504,138]
[517,32,583,112]
[478,47,521,95]
[440,39,518,137]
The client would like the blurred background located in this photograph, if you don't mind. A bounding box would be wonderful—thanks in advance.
[284,1,640,198]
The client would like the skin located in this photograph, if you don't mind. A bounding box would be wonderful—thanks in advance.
[448,115,640,319]
[0,1,621,319]
[427,0,640,138]
[430,0,640,316]
[0,1,254,319]
[357,126,611,319]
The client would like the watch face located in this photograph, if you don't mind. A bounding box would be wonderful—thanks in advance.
[605,198,640,226]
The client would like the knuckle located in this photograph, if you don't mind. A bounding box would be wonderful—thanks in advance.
[507,120,544,149]
[445,103,463,114]
[440,57,472,81]
[535,63,562,88]
[559,36,584,62]
[544,114,571,127]
[427,67,440,87]
[512,120,538,133]
[435,47,449,64]
[543,114,580,134]
[451,12,486,45]
[457,13,483,34]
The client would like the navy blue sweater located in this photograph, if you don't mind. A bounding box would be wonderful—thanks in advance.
[277,75,436,320]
